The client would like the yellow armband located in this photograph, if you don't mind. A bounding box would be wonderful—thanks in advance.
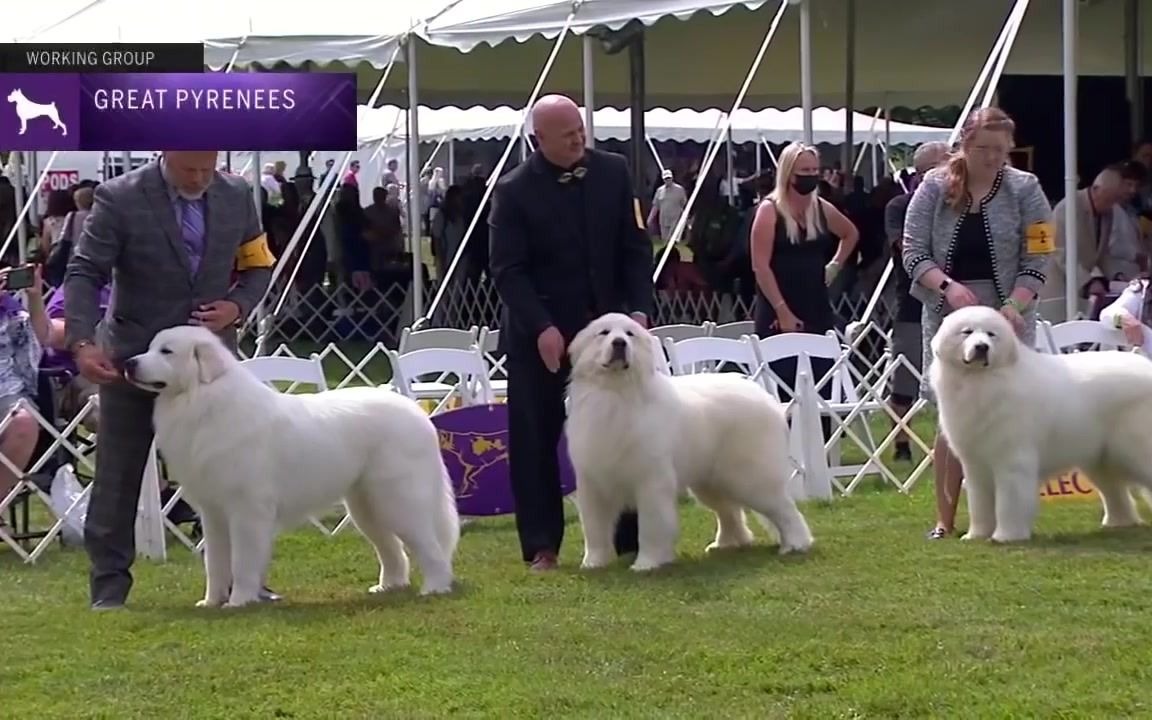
[235,233,276,270]
[1025,221,1055,255]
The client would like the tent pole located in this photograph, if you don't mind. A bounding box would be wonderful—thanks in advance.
[1062,0,1079,321]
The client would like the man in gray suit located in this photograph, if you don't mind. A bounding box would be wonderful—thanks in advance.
[64,151,274,610]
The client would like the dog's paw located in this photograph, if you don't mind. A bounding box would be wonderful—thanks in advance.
[704,537,754,554]
[630,556,673,572]
[368,581,410,594]
[195,598,225,608]
[990,530,1031,544]
[223,595,262,609]
[961,529,993,541]
[778,538,813,555]
[580,552,614,569]
[418,581,454,596]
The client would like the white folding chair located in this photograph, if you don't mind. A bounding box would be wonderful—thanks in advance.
[477,327,508,398]
[709,320,756,340]
[663,336,759,377]
[398,325,480,353]
[386,345,494,413]
[752,332,886,487]
[1044,320,1129,353]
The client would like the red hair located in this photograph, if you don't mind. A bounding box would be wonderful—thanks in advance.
[944,107,1016,210]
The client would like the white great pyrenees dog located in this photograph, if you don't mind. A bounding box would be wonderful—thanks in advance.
[565,313,813,572]
[930,305,1152,543]
[126,326,459,607]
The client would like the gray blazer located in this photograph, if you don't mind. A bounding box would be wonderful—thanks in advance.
[902,165,1053,314]
[64,162,272,360]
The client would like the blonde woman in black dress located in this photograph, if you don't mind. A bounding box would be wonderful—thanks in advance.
[750,142,859,404]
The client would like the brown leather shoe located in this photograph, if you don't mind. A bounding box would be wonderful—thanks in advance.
[529,550,558,572]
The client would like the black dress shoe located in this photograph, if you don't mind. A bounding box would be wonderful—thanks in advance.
[259,586,283,602]
[90,598,125,611]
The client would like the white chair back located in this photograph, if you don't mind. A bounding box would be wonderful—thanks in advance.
[709,320,756,340]
[386,345,494,410]
[649,323,711,344]
[1044,320,1128,353]
[398,325,481,353]
[752,331,851,402]
[240,354,327,391]
[663,336,759,376]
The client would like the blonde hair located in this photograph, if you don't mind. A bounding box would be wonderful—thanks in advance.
[768,142,824,243]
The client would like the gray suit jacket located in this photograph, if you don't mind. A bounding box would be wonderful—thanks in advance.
[64,162,272,360]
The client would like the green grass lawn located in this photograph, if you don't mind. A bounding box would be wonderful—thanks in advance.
[4,486,1151,718]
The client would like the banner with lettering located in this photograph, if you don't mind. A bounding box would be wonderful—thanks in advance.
[0,73,356,151]
[1040,470,1097,501]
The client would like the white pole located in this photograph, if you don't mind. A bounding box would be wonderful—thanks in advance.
[418,7,582,328]
[11,153,27,264]
[645,135,666,173]
[653,0,790,281]
[583,35,595,148]
[725,127,735,205]
[755,135,763,176]
[799,0,814,145]
[1063,0,1078,322]
[251,151,262,214]
[447,138,456,184]
[980,0,1031,109]
[406,37,424,320]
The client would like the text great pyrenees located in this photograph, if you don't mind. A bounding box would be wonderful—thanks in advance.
[931,306,1152,543]
[126,326,459,607]
[565,313,813,571]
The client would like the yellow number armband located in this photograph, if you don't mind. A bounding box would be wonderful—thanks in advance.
[1025,221,1055,255]
[235,233,276,270]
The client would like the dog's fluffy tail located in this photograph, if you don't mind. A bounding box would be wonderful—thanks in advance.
[436,463,461,558]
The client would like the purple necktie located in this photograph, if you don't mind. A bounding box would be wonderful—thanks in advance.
[179,198,205,274]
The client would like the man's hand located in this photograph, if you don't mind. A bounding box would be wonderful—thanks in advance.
[191,300,241,332]
[630,312,648,329]
[75,343,121,385]
[350,271,373,292]
[537,326,566,373]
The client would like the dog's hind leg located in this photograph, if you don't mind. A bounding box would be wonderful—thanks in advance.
[573,482,622,569]
[196,508,232,608]
[1091,467,1143,528]
[225,505,277,608]
[691,486,755,553]
[344,489,410,593]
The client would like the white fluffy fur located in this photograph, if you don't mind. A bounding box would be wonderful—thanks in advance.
[564,313,814,572]
[126,326,459,607]
[930,305,1152,543]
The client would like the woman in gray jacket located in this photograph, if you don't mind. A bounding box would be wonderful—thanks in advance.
[902,107,1054,539]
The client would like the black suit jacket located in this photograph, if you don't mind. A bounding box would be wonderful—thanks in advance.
[489,149,654,354]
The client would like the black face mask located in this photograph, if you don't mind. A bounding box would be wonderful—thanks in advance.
[792,175,819,195]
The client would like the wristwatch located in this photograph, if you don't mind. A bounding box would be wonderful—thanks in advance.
[939,278,952,292]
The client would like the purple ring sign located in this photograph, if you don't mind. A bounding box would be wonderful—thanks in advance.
[432,403,577,517]
[0,73,356,151]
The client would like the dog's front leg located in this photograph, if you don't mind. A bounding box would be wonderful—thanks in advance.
[196,509,231,608]
[17,117,26,135]
[631,471,679,572]
[991,456,1040,544]
[225,506,276,608]
[573,482,619,569]
[961,461,996,541]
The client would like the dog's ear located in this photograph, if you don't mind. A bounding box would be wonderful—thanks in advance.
[567,325,593,365]
[194,339,230,384]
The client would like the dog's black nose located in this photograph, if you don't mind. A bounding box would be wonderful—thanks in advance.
[972,341,990,356]
[611,337,627,350]
[124,357,138,371]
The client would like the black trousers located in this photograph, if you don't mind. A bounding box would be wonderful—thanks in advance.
[506,349,638,563]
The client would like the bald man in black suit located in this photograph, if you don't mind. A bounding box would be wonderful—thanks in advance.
[489,95,655,571]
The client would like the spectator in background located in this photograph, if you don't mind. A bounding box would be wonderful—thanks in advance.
[902,107,1052,540]
[750,142,858,406]
[883,140,950,462]
[38,189,75,257]
[381,159,399,188]
[430,185,468,282]
[1040,165,1143,322]
[0,265,49,524]
[44,185,94,287]
[335,183,371,291]
[648,169,688,246]
[365,186,405,272]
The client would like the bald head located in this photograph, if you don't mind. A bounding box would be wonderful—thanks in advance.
[161,151,218,200]
[1091,167,1126,210]
[912,141,950,173]
[530,94,585,168]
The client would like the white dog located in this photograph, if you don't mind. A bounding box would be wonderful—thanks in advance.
[7,89,67,136]
[930,305,1152,543]
[126,326,459,607]
[565,313,813,572]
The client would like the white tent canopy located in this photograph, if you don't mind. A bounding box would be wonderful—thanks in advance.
[356,104,951,146]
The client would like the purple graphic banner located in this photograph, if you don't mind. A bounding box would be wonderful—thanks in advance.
[0,73,356,151]
[432,403,577,517]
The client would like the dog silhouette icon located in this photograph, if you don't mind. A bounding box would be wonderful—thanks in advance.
[7,88,67,136]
